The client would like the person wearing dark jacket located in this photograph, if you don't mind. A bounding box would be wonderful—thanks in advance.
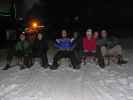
[50,29,81,70]
[15,34,32,69]
[32,33,49,68]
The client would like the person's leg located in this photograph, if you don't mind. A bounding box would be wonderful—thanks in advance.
[96,46,106,68]
[50,51,64,70]
[41,52,49,68]
[81,52,88,65]
[23,54,33,68]
[68,51,81,69]
[3,48,14,70]
[101,46,108,57]
[19,52,27,70]
[109,45,127,65]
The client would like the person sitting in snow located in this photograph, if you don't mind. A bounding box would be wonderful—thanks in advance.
[93,31,106,68]
[32,33,49,68]
[15,33,32,70]
[50,29,81,70]
[81,29,97,63]
[80,29,106,68]
[98,30,128,65]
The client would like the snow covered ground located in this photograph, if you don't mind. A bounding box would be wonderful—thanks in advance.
[0,39,132,100]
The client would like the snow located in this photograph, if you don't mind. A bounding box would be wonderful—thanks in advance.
[0,45,133,100]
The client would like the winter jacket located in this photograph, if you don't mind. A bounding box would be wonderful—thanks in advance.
[33,39,48,56]
[73,37,82,51]
[83,36,96,52]
[55,38,74,50]
[15,40,32,55]
[97,36,120,49]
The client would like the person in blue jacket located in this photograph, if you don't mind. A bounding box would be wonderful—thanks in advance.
[50,29,81,70]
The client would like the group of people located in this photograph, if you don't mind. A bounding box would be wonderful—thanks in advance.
[2,28,127,70]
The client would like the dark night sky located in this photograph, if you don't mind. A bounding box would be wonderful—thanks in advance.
[1,0,133,17]
[1,0,133,25]
[0,0,133,37]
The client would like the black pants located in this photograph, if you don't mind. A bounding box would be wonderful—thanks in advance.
[33,51,48,66]
[41,52,48,66]
[52,50,81,69]
[96,46,105,68]
[6,47,15,65]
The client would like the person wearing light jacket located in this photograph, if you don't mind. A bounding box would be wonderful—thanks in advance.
[98,30,128,65]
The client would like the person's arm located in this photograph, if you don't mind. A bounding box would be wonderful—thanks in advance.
[54,38,65,50]
[70,38,75,43]
[106,37,119,48]
[56,39,60,43]
[83,38,88,52]
[43,39,49,50]
[112,37,120,45]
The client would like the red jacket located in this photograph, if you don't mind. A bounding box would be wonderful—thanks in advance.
[83,36,96,52]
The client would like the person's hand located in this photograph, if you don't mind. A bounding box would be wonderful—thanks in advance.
[84,50,88,52]
[92,50,96,53]
[70,38,75,42]
[56,39,60,43]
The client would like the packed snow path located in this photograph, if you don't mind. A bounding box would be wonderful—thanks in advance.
[0,49,132,100]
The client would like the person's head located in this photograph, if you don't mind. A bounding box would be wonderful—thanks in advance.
[61,29,67,38]
[93,31,99,39]
[86,29,93,39]
[101,30,108,38]
[37,33,43,40]
[20,34,25,41]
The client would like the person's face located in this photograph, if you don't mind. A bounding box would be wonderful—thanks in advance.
[101,30,107,38]
[20,34,25,41]
[86,29,92,38]
[61,30,67,38]
[94,32,99,38]
[87,34,92,39]
[38,33,43,40]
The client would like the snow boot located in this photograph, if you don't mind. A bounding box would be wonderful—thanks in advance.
[98,58,105,69]
[42,64,50,69]
[117,55,128,65]
[73,65,81,70]
[3,64,11,70]
[20,65,27,70]
[50,64,59,70]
